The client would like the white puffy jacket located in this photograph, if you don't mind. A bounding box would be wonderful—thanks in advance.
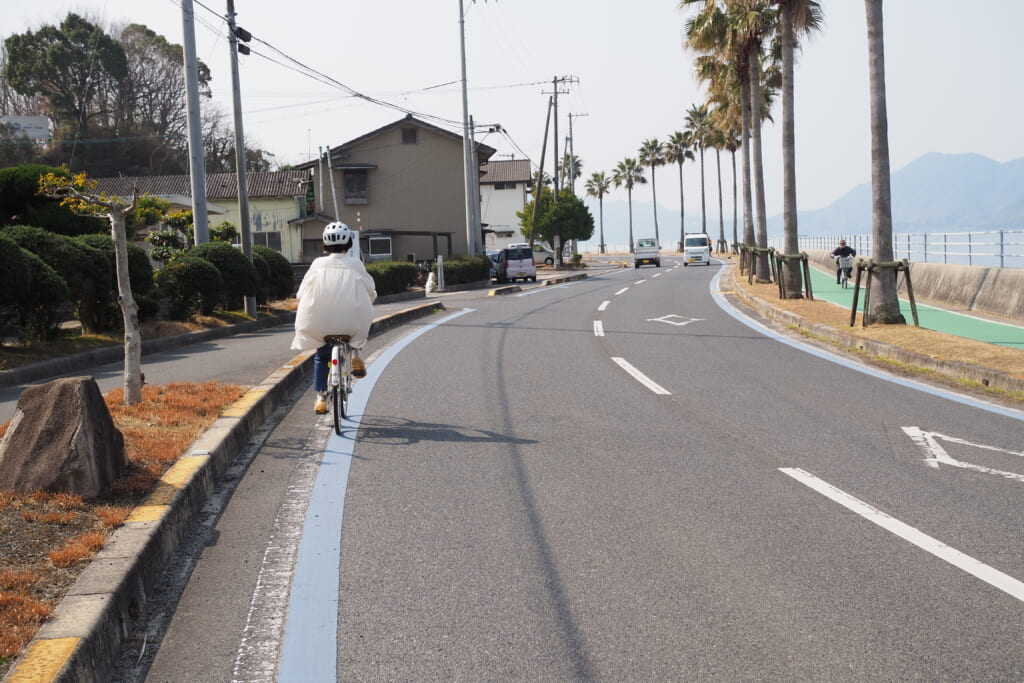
[291,253,377,351]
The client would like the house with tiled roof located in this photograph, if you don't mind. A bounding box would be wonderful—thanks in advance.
[93,170,313,262]
[295,114,495,263]
[479,158,534,250]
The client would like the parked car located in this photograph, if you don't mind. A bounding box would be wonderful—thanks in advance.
[486,251,500,280]
[494,245,537,283]
[509,242,555,266]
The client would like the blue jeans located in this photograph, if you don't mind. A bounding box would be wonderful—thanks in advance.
[312,344,331,393]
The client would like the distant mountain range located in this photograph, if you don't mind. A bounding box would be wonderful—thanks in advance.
[582,153,1024,247]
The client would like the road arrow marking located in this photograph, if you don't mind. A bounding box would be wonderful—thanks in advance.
[902,426,1024,483]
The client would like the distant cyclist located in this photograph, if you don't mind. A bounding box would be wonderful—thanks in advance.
[830,239,856,284]
[291,222,377,414]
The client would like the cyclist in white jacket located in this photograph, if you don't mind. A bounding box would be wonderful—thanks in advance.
[291,222,377,413]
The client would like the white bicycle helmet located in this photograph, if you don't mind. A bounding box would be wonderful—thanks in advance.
[322,221,353,247]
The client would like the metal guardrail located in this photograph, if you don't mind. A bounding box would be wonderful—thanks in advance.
[777,230,1024,269]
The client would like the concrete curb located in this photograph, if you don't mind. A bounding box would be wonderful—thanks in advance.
[2,301,446,683]
[488,285,521,296]
[543,273,588,286]
[726,269,1024,395]
[0,313,299,390]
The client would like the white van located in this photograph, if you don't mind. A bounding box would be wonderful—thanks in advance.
[634,238,661,268]
[682,233,712,266]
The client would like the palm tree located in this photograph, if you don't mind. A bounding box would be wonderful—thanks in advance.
[585,171,612,254]
[612,158,646,253]
[638,138,666,245]
[684,104,711,236]
[864,0,903,323]
[704,119,727,255]
[664,131,695,251]
[562,152,583,191]
[777,0,824,297]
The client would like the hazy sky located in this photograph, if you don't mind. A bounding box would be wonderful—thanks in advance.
[7,1,1024,219]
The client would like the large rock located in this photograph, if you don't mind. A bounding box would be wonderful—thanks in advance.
[0,377,127,498]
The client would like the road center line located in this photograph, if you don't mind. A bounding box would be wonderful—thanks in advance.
[614,287,629,296]
[611,357,671,395]
[598,300,610,311]
[593,321,604,337]
[780,467,1024,603]
[634,279,646,285]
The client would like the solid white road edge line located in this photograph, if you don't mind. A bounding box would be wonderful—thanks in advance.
[780,467,1024,603]
[277,308,475,682]
[611,357,671,395]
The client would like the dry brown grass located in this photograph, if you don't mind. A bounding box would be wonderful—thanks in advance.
[734,275,1024,379]
[0,380,244,673]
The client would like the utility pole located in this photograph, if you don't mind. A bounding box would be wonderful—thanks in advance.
[458,0,479,256]
[567,112,588,195]
[180,0,209,244]
[542,76,576,261]
[226,0,256,317]
[529,97,553,251]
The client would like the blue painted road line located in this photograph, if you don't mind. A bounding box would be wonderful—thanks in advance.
[278,308,475,682]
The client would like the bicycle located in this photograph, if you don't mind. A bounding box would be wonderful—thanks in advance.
[836,255,854,289]
[324,334,354,435]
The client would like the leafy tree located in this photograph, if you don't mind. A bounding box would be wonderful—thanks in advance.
[665,131,695,251]
[612,158,646,253]
[0,164,104,234]
[519,188,594,265]
[147,229,187,263]
[638,139,666,245]
[684,104,712,236]
[584,171,611,254]
[3,14,127,139]
[38,171,144,403]
[210,220,239,244]
[126,195,170,239]
[0,121,40,167]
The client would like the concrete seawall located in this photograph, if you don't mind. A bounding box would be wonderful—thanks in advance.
[807,250,1024,322]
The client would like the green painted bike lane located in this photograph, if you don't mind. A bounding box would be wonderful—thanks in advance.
[805,265,1024,351]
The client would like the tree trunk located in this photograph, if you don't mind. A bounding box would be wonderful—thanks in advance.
[731,149,738,250]
[781,0,803,298]
[650,164,660,245]
[739,64,755,249]
[110,206,143,404]
[699,146,707,235]
[627,187,634,253]
[677,161,686,251]
[866,0,904,323]
[716,148,725,253]
[750,44,770,282]
[599,196,606,254]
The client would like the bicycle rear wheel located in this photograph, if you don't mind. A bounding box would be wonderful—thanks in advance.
[332,381,344,435]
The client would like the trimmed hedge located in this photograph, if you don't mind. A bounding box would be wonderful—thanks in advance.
[252,251,271,304]
[366,260,418,296]
[76,233,155,297]
[253,245,294,300]
[18,250,70,341]
[188,241,259,311]
[2,224,113,332]
[435,255,489,285]
[155,256,223,320]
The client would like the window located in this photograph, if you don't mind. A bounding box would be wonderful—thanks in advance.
[343,169,368,205]
[493,182,516,190]
[401,127,418,144]
[367,235,392,262]
[252,231,282,251]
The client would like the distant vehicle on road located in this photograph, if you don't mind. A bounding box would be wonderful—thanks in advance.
[494,245,537,283]
[682,233,712,266]
[634,238,661,268]
[509,242,555,266]
[486,251,499,280]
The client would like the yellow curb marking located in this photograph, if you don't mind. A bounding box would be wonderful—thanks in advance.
[5,637,78,682]
[126,455,209,523]
[221,387,267,417]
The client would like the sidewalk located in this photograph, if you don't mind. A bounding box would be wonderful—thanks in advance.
[806,264,1024,351]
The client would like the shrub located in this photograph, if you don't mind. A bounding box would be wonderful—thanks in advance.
[251,251,270,304]
[366,260,418,296]
[17,250,70,341]
[2,225,113,332]
[76,233,155,297]
[147,229,187,263]
[253,245,294,300]
[435,255,489,284]
[135,295,159,322]
[155,257,223,320]
[0,164,104,235]
[188,241,259,311]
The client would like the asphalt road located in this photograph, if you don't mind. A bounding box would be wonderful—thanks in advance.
[112,260,1024,681]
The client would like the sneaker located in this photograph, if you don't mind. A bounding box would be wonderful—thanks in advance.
[351,357,366,378]
[314,392,328,414]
